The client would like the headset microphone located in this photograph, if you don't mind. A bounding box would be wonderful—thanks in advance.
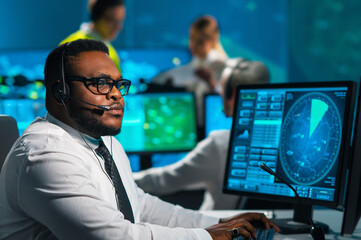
[68,96,110,111]
[260,163,325,240]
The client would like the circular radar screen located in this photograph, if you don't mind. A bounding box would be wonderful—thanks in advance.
[279,92,342,185]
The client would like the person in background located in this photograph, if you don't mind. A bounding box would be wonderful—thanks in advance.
[0,39,278,240]
[152,15,228,127]
[60,0,125,72]
[134,58,270,211]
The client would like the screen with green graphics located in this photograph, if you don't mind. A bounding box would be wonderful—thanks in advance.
[115,92,197,153]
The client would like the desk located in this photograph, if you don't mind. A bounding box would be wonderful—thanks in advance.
[201,209,361,240]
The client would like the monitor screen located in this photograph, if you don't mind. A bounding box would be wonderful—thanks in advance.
[204,94,233,138]
[223,81,356,233]
[115,92,198,153]
[223,82,355,207]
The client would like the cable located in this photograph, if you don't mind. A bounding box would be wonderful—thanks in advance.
[61,102,120,208]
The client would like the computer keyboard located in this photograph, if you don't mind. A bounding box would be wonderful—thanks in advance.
[233,228,275,240]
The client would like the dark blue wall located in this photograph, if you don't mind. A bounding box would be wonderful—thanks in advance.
[0,0,88,50]
[0,0,289,92]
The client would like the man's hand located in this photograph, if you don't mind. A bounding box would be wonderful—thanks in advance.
[205,212,280,240]
[219,212,279,232]
[205,218,256,240]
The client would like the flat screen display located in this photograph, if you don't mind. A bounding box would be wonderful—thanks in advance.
[115,92,198,153]
[204,94,233,137]
[223,82,356,207]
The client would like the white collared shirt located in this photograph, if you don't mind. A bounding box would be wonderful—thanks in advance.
[0,113,218,239]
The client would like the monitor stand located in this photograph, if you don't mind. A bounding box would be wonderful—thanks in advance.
[273,204,329,234]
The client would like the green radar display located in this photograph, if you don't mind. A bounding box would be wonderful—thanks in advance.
[279,92,342,185]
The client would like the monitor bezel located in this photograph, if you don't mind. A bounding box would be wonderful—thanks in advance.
[222,81,356,208]
[120,91,199,155]
[341,79,361,236]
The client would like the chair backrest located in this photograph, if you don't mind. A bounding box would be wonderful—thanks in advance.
[0,115,19,170]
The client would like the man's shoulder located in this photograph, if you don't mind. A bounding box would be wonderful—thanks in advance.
[205,130,231,149]
[20,117,74,150]
[3,118,77,179]
[152,64,192,83]
[208,129,230,138]
[165,64,193,77]
[195,130,230,152]
[24,116,65,134]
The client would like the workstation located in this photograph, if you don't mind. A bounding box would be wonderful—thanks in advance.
[0,1,361,239]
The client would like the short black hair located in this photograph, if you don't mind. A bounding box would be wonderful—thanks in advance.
[90,0,124,22]
[44,39,109,88]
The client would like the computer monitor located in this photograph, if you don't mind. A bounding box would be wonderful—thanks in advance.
[341,80,361,237]
[204,93,233,138]
[114,92,198,154]
[223,81,356,234]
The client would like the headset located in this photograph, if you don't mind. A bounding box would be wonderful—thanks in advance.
[52,42,71,104]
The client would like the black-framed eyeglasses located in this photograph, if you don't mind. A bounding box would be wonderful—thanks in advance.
[67,76,131,96]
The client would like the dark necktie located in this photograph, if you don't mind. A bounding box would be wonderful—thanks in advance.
[95,140,135,223]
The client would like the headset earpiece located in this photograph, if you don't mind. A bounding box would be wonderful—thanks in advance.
[53,81,70,103]
[53,42,71,103]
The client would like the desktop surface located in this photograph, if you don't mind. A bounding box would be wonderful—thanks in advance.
[201,208,361,239]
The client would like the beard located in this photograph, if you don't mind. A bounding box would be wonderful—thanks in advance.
[68,102,121,137]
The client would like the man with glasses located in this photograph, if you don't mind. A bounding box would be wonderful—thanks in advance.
[66,76,131,96]
[61,0,125,72]
[0,39,278,240]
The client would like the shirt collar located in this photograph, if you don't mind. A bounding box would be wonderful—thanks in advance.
[45,112,100,150]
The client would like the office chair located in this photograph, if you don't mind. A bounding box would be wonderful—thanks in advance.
[0,115,19,170]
